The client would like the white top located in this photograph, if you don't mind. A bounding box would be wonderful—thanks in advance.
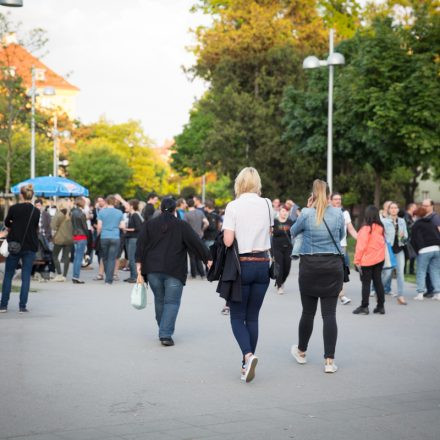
[340,210,351,247]
[419,245,440,254]
[222,193,273,254]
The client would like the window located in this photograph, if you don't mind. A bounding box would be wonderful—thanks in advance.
[35,68,46,81]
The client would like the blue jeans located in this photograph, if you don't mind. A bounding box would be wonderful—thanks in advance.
[100,238,120,283]
[229,261,270,356]
[147,272,184,338]
[126,237,138,279]
[416,251,440,294]
[1,250,36,309]
[382,250,405,295]
[72,239,87,279]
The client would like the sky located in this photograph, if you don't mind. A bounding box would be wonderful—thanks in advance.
[6,0,210,146]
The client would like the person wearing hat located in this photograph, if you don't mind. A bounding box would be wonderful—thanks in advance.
[135,197,212,346]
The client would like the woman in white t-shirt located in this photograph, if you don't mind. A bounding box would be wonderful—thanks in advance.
[222,167,273,383]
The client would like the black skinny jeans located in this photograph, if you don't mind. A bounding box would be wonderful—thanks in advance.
[189,252,205,278]
[298,294,338,359]
[273,244,292,287]
[360,261,385,308]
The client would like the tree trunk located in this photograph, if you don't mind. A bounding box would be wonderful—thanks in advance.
[374,169,381,208]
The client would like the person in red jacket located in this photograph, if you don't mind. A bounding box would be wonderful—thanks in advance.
[353,206,386,315]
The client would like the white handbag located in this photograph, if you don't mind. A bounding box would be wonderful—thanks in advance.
[0,239,9,258]
[130,274,147,310]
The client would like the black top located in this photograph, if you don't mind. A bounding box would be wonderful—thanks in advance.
[203,211,221,241]
[273,218,294,248]
[141,203,155,221]
[135,213,211,285]
[5,203,40,252]
[126,212,143,239]
[410,217,440,253]
[392,222,404,254]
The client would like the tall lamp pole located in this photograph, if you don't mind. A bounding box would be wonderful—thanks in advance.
[30,67,36,178]
[303,29,345,193]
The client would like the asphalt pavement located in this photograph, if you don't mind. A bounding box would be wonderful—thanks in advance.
[0,261,439,440]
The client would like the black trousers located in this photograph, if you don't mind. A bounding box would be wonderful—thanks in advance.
[189,252,205,278]
[273,244,292,287]
[298,293,338,359]
[360,261,385,307]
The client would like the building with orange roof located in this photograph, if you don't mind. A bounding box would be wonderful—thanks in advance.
[0,33,79,119]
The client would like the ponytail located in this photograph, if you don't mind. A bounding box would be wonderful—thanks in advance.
[312,179,329,225]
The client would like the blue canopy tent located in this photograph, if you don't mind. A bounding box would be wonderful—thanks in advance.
[11,176,89,197]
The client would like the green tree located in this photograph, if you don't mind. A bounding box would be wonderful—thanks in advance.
[283,9,440,206]
[0,13,49,205]
[68,143,133,199]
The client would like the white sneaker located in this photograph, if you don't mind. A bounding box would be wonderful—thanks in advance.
[340,296,351,305]
[370,291,375,297]
[391,292,398,297]
[414,293,424,301]
[324,361,338,373]
[54,275,66,282]
[291,345,307,364]
[277,286,284,295]
[241,355,258,383]
[433,294,440,301]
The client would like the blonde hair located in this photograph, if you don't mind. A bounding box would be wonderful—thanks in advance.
[20,184,34,200]
[311,179,329,225]
[234,167,262,198]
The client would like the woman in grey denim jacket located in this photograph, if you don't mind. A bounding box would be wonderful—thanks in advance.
[382,202,408,305]
[290,179,345,374]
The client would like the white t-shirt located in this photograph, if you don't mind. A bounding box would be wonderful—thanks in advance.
[222,193,273,254]
[340,210,351,247]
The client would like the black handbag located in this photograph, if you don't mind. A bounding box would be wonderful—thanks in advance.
[8,206,35,255]
[323,218,350,283]
[264,199,279,280]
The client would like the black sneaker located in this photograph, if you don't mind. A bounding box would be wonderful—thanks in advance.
[72,278,85,284]
[373,306,385,314]
[0,306,7,313]
[124,278,137,283]
[160,337,175,346]
[353,306,369,315]
[19,307,29,313]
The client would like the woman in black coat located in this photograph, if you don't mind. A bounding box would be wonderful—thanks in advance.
[135,197,212,346]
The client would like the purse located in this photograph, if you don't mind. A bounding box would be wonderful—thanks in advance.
[264,199,279,280]
[384,241,397,269]
[8,206,36,255]
[130,274,147,310]
[323,218,350,283]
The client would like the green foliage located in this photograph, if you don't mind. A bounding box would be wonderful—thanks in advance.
[68,142,133,199]
[71,119,170,198]
[206,175,233,206]
[282,10,440,205]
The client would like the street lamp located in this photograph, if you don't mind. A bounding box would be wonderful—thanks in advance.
[0,0,23,6]
[29,66,55,178]
[303,29,345,193]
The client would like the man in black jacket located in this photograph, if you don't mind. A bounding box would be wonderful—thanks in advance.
[135,197,211,346]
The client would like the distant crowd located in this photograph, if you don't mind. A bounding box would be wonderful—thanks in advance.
[1,174,439,382]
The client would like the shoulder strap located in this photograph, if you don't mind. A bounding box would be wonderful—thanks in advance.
[323,218,343,256]
[21,205,36,247]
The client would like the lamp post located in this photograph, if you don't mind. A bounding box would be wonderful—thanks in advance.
[0,0,23,6]
[29,67,55,178]
[303,29,345,193]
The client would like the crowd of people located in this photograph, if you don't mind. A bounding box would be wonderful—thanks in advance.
[0,171,439,383]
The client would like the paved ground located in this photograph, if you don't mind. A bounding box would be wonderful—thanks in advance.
[0,261,439,440]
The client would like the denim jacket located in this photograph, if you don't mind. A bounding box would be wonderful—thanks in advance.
[382,217,408,247]
[291,206,345,255]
